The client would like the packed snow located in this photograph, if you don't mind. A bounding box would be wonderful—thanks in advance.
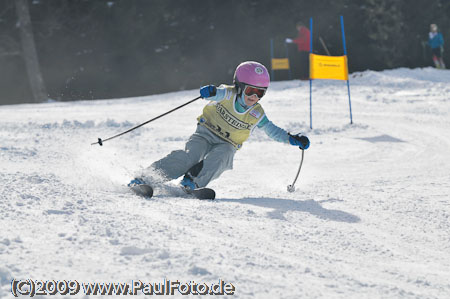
[1,67,449,298]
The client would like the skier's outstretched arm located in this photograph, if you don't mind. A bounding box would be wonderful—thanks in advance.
[259,118,310,149]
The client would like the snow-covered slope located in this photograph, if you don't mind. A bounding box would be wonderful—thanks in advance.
[1,68,449,298]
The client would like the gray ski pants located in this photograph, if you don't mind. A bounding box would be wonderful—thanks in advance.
[147,125,236,187]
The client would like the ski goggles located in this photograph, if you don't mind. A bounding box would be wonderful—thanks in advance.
[243,85,267,99]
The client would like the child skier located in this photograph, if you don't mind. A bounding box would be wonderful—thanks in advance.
[129,61,310,193]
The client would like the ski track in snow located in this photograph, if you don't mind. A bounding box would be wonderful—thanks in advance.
[0,67,450,298]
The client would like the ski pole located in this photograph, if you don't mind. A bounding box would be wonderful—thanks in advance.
[91,96,202,146]
[287,149,304,192]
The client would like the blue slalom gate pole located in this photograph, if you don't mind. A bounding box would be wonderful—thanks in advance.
[309,17,313,129]
[270,38,275,80]
[340,15,353,124]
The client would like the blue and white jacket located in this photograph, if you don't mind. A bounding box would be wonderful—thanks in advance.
[206,86,290,144]
[429,32,444,49]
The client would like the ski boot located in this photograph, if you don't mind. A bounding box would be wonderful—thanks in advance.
[128,177,146,187]
[180,173,198,193]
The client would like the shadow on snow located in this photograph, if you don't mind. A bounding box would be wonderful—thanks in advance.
[220,197,361,223]
[356,134,404,143]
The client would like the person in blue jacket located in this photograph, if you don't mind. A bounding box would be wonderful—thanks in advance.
[428,24,445,69]
[129,61,310,192]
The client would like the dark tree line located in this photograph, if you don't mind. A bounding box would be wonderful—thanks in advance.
[0,0,448,105]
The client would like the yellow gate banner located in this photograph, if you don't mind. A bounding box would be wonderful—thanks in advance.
[309,54,348,80]
[271,58,290,70]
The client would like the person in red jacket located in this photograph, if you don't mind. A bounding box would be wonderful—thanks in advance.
[286,22,311,80]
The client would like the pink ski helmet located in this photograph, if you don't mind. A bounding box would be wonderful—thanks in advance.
[233,61,270,94]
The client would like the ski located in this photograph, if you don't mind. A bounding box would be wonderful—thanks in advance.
[130,184,214,200]
[191,187,216,200]
[130,184,154,199]
[182,187,216,200]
